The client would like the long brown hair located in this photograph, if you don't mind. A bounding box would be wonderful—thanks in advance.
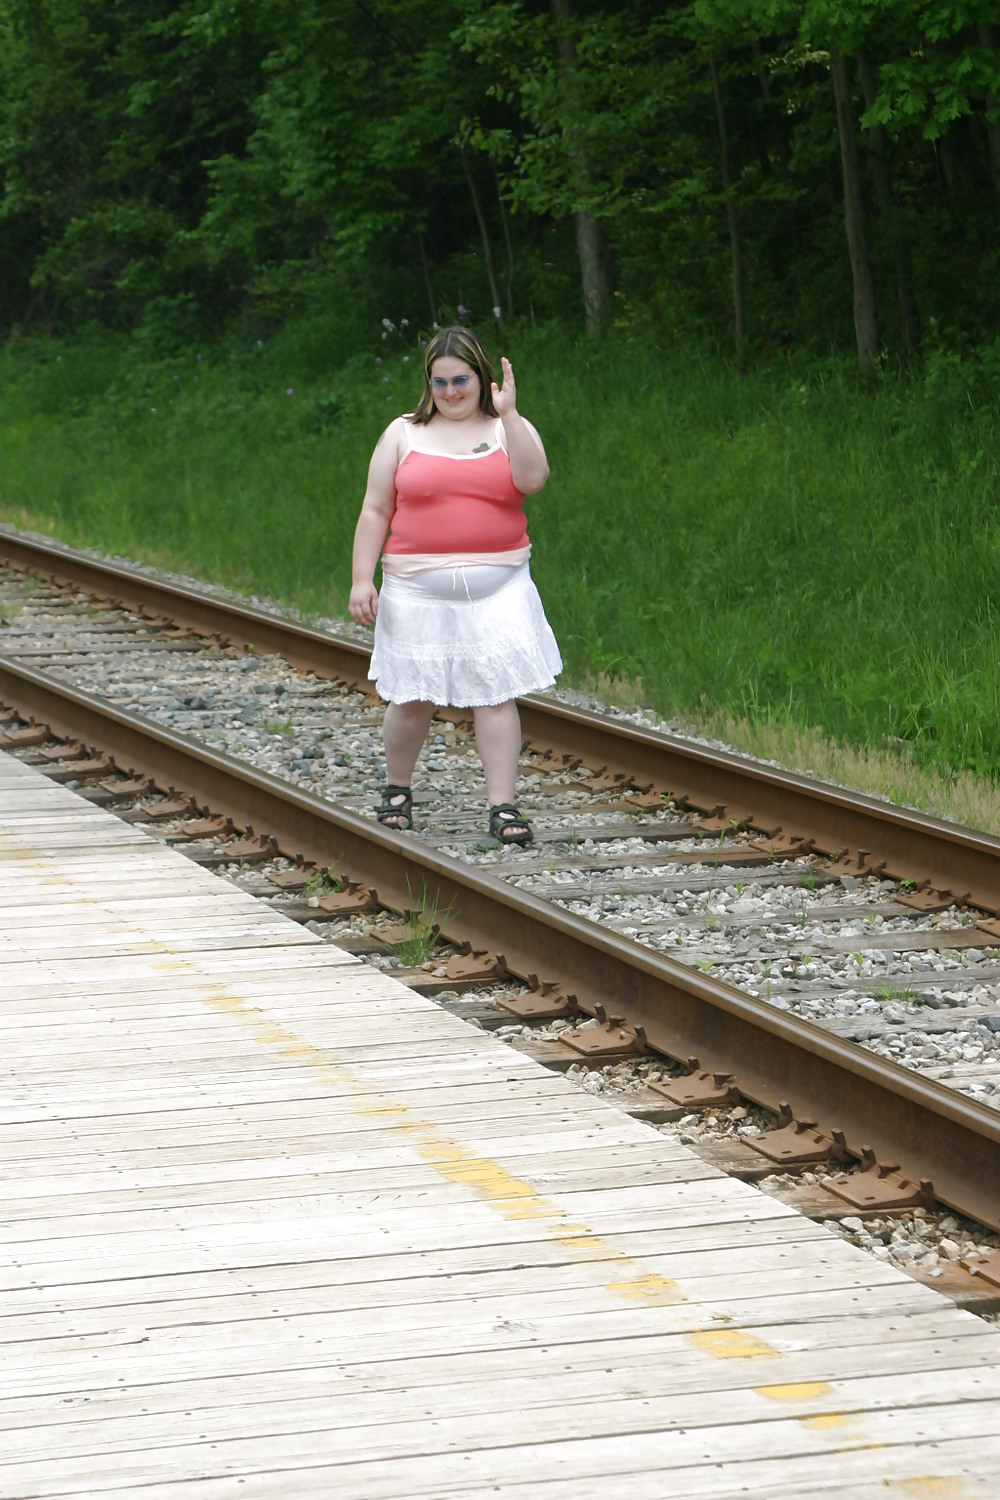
[409,326,498,425]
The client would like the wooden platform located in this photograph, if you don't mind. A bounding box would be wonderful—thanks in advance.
[2,747,1000,1500]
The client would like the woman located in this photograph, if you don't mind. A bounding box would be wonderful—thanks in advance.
[348,325,561,846]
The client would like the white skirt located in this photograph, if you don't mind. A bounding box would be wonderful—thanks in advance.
[370,561,562,706]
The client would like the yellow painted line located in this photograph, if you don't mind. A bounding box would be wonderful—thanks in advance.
[686,1328,778,1360]
[889,1482,976,1497]
[754,1380,834,1401]
[606,1273,684,1305]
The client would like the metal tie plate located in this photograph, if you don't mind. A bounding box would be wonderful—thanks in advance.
[693,806,754,834]
[441,945,503,982]
[96,775,155,801]
[647,1059,741,1109]
[215,832,279,862]
[0,723,50,748]
[499,975,579,1021]
[961,1250,1000,1290]
[896,881,969,913]
[317,880,378,914]
[559,1003,646,1060]
[47,753,115,783]
[179,815,233,840]
[37,740,86,761]
[746,1101,849,1166]
[131,793,196,821]
[267,863,314,891]
[823,1147,934,1212]
[749,833,816,860]
[821,847,888,880]
[577,765,636,795]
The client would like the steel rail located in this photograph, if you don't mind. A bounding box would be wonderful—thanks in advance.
[2,653,998,1233]
[4,525,1000,914]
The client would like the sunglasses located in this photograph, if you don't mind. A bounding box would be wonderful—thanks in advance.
[430,374,474,390]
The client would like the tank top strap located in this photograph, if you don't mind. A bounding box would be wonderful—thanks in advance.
[399,418,415,454]
[494,418,507,452]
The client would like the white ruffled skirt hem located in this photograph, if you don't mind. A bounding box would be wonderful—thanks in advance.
[369,562,562,707]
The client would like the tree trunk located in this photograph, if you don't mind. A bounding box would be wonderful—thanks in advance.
[979,25,1000,209]
[830,44,879,379]
[857,52,919,358]
[550,0,615,334]
[460,149,503,320]
[708,48,746,361]
[752,39,792,170]
[416,227,436,326]
[937,120,975,195]
[493,164,516,321]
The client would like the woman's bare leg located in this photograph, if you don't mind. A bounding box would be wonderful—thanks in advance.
[472,700,522,806]
[383,700,437,786]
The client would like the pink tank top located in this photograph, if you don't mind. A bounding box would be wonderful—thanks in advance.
[383,425,529,556]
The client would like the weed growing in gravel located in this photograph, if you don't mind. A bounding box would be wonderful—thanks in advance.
[390,877,452,966]
[303,865,343,898]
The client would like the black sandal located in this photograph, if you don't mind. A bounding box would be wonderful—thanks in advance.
[376,784,413,831]
[488,803,533,847]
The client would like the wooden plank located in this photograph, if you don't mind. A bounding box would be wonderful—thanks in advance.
[1,1196,844,1296]
[0,1217,832,1319]
[2,1150,724,1225]
[1,1369,999,1484]
[0,888,305,912]
[5,1175,789,1249]
[0,1074,566,1140]
[3,1023,524,1071]
[1,1253,923,1350]
[3,1110,697,1169]
[0,1342,976,1445]
[1,1393,998,1498]
[0,1284,949,1402]
[1,1316,992,1430]
[381,1444,1000,1500]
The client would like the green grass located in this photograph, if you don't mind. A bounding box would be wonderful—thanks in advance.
[0,318,998,782]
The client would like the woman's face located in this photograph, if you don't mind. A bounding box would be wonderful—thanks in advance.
[428,356,481,420]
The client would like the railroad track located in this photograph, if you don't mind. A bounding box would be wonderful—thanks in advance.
[1,524,999,1275]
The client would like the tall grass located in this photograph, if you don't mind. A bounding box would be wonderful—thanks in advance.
[0,319,998,780]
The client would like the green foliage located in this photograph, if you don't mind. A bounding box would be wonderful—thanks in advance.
[1,0,999,355]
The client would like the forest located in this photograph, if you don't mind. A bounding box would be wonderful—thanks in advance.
[2,0,999,361]
[1,2,1000,804]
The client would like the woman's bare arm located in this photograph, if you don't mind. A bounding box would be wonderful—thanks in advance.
[348,420,403,625]
[492,357,549,493]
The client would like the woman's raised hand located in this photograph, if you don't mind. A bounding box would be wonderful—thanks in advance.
[491,356,517,417]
